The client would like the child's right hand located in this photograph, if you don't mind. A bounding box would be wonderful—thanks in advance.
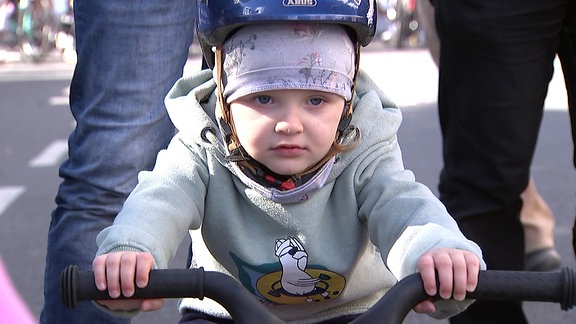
[413,248,480,314]
[92,251,163,312]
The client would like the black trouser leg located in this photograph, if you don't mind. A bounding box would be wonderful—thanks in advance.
[449,202,528,324]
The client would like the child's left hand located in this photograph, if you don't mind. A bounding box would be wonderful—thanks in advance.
[413,248,480,314]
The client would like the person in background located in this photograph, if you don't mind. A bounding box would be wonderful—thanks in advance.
[520,178,561,271]
[432,0,576,322]
[40,1,197,323]
[417,0,562,272]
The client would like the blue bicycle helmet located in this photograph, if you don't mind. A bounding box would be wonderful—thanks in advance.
[197,0,377,68]
[200,0,375,174]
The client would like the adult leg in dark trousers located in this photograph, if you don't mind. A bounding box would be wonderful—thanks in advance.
[562,4,576,257]
[434,0,576,322]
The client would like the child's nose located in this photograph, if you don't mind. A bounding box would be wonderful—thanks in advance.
[275,108,304,135]
[275,120,303,135]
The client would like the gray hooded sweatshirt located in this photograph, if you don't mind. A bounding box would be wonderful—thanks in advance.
[96,69,484,323]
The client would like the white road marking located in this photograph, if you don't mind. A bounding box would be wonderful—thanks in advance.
[0,186,26,216]
[48,96,69,106]
[28,139,68,168]
[48,86,70,106]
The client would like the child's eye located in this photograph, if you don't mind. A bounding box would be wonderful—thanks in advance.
[309,97,324,106]
[256,95,272,104]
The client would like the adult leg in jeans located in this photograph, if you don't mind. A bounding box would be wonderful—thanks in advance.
[434,0,570,322]
[40,1,196,323]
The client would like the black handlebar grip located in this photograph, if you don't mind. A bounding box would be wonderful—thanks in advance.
[468,267,575,310]
[353,267,576,324]
[61,265,205,308]
[61,265,284,324]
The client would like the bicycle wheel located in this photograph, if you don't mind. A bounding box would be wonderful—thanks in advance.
[17,0,53,62]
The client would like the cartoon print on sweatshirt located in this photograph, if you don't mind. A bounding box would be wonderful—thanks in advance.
[231,236,346,305]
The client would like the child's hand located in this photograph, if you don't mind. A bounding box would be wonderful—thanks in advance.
[92,251,163,312]
[413,248,480,314]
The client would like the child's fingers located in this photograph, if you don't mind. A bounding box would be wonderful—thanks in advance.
[92,255,108,291]
[92,252,158,312]
[433,251,454,300]
[118,252,154,296]
[98,298,164,312]
[465,252,480,292]
[103,253,123,298]
[97,299,144,311]
[120,253,138,297]
[413,299,436,314]
[417,253,438,297]
[93,252,155,299]
[135,252,155,288]
[140,298,165,312]
[436,250,481,300]
[418,249,481,303]
[448,251,467,301]
[414,248,481,316]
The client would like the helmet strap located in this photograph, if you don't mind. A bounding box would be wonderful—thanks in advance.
[337,42,361,135]
[215,46,248,162]
[215,47,228,125]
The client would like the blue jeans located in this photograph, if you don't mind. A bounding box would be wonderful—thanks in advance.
[40,1,196,323]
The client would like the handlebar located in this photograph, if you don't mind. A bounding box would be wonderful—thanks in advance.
[356,267,575,323]
[61,265,284,323]
[61,265,576,324]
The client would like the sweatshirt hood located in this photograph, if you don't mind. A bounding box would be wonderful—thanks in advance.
[163,68,402,191]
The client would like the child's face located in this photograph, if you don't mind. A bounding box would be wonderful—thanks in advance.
[230,89,345,175]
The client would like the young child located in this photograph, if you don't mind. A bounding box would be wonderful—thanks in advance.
[92,2,485,322]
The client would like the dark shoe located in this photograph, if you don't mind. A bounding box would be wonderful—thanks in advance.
[525,248,562,271]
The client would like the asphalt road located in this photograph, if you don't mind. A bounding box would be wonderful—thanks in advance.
[1,47,575,323]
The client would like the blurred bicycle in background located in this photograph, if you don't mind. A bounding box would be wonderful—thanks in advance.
[0,0,74,63]
[376,0,426,49]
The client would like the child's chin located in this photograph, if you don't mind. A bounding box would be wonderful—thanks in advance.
[271,168,303,177]
[274,170,300,176]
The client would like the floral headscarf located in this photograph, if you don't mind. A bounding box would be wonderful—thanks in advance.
[221,23,356,103]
